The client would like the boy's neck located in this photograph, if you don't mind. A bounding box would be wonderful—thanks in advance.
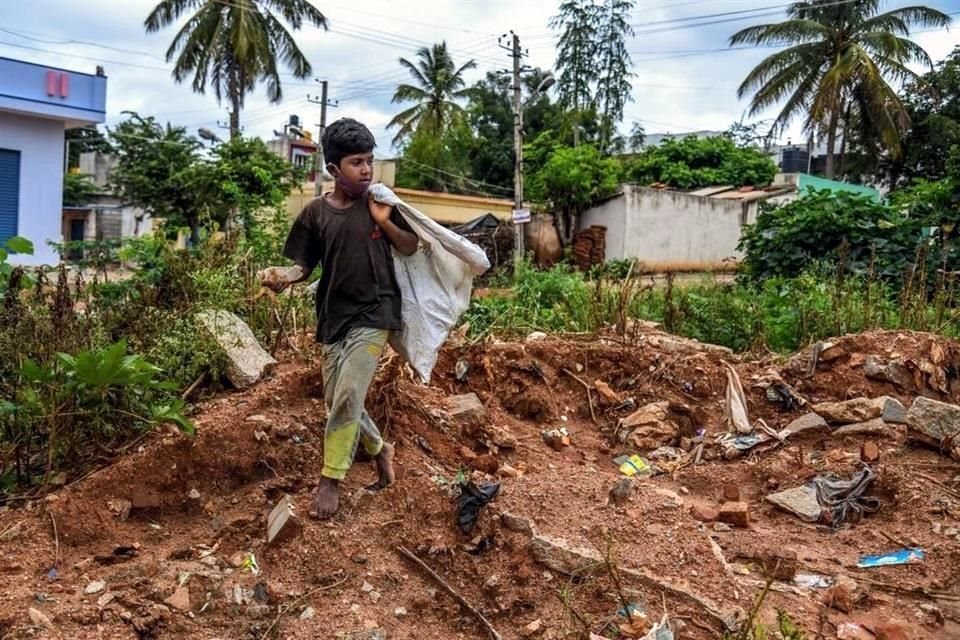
[325,186,361,209]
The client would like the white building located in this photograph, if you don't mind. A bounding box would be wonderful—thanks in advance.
[0,56,107,265]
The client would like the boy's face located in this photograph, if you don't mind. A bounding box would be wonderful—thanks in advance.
[335,152,374,186]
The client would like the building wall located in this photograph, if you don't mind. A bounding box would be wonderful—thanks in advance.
[580,185,758,271]
[0,111,66,265]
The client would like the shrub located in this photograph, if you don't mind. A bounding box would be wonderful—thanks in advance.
[623,136,777,189]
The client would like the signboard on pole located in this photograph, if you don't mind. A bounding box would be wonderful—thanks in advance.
[512,207,531,224]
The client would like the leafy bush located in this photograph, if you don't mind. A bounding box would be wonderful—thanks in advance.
[738,190,928,283]
[623,135,777,189]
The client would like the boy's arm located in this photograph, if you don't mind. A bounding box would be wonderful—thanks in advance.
[259,207,321,292]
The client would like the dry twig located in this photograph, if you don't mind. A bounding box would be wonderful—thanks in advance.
[561,368,597,423]
[48,510,60,569]
[396,545,502,640]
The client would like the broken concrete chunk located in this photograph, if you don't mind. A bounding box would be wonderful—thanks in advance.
[832,418,895,437]
[267,495,302,544]
[164,586,191,612]
[906,397,960,454]
[501,512,534,535]
[813,396,904,425]
[863,356,915,391]
[28,607,53,629]
[766,485,821,522]
[446,393,485,419]
[197,310,277,388]
[778,413,828,439]
[530,534,602,576]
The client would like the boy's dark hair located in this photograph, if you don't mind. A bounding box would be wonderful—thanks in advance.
[322,118,376,168]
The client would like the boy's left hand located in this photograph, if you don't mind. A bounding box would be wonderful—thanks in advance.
[369,195,392,226]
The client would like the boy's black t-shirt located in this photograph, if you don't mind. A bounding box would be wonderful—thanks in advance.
[283,195,414,344]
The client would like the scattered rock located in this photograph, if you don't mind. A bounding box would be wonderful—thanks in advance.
[459,446,477,460]
[267,495,301,544]
[530,534,602,576]
[718,502,750,528]
[526,331,548,342]
[187,489,201,500]
[813,396,904,425]
[368,590,381,603]
[824,576,858,613]
[487,425,518,449]
[229,552,247,568]
[446,393,485,419]
[84,580,106,595]
[722,484,741,502]
[832,418,894,437]
[819,342,847,362]
[837,623,874,640]
[498,463,519,478]
[766,485,821,522]
[753,549,797,580]
[863,356,915,391]
[472,454,500,475]
[351,554,368,565]
[393,607,407,618]
[97,592,115,608]
[906,397,960,457]
[594,380,621,405]
[542,430,570,451]
[713,522,732,532]
[197,310,277,388]
[521,619,544,637]
[300,606,315,620]
[618,401,696,450]
[778,413,828,439]
[164,586,191,612]
[608,478,635,505]
[483,574,500,592]
[861,441,880,464]
[246,604,271,619]
[691,504,719,523]
[28,607,53,629]
[501,512,534,535]
[360,581,375,594]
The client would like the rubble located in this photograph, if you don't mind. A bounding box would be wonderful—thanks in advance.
[778,413,828,439]
[530,534,602,576]
[28,607,53,629]
[766,486,821,522]
[860,441,880,464]
[863,356,915,390]
[906,397,960,458]
[824,576,859,613]
[832,418,895,437]
[446,393,485,419]
[197,310,277,388]
[267,495,301,544]
[718,502,750,528]
[164,586,191,612]
[617,401,696,450]
[812,396,905,425]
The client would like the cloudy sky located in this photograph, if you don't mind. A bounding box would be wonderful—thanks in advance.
[2,0,957,161]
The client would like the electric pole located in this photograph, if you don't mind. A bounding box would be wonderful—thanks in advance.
[500,31,527,267]
[308,80,338,196]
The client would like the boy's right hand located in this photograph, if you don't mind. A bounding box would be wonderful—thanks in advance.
[257,266,303,293]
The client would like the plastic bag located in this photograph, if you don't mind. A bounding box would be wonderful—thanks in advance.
[368,184,490,383]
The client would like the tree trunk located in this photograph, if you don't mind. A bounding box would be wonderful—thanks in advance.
[824,105,841,178]
[229,95,241,140]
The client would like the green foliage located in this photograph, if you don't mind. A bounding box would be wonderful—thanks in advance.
[63,173,98,207]
[65,126,110,169]
[738,190,930,283]
[0,236,33,288]
[396,121,475,193]
[624,136,777,189]
[594,0,635,152]
[550,0,600,113]
[144,0,327,135]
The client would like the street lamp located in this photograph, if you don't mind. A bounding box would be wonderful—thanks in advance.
[512,71,555,269]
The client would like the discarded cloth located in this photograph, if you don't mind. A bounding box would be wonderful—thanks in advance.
[815,466,880,526]
[369,184,490,383]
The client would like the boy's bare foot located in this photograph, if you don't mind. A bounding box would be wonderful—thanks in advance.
[366,442,396,492]
[309,477,339,519]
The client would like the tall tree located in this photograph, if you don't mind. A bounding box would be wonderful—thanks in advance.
[144,0,327,139]
[550,0,601,145]
[595,0,635,153]
[388,42,476,145]
[730,0,950,177]
[628,121,645,152]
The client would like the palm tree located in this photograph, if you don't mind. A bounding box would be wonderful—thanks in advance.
[731,0,950,177]
[145,0,327,139]
[388,42,476,145]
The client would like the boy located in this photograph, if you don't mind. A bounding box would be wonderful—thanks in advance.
[259,118,418,519]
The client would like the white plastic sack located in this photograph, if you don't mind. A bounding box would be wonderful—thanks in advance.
[369,183,490,383]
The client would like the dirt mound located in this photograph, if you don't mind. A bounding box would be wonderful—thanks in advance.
[0,328,958,639]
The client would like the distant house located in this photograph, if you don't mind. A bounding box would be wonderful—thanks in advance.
[579,173,881,271]
[0,56,107,265]
[73,151,153,244]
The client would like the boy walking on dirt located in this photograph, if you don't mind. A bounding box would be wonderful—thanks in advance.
[258,118,418,519]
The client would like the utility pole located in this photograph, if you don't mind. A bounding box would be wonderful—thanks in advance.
[500,31,527,267]
[308,81,338,196]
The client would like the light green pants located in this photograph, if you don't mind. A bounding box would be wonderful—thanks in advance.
[321,327,388,480]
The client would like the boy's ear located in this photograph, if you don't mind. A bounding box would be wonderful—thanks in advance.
[326,162,338,176]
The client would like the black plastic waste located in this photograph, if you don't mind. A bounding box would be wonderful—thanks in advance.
[456,481,500,534]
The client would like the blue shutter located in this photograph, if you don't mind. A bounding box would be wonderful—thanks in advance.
[0,149,20,244]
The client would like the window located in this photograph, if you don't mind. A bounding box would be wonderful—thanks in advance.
[0,149,19,244]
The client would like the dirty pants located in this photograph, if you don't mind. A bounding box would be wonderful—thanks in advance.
[321,327,388,480]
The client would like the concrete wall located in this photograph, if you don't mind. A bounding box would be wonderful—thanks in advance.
[0,112,66,265]
[580,184,758,271]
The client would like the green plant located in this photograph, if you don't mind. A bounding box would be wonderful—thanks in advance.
[623,135,777,189]
[62,173,98,206]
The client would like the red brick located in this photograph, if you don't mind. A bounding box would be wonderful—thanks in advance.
[718,501,750,528]
[722,484,741,502]
[691,504,719,522]
[861,441,880,464]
